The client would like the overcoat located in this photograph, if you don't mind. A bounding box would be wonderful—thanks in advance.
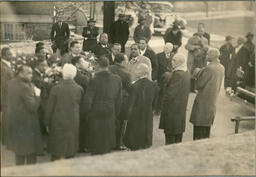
[82,26,99,52]
[190,62,224,126]
[1,61,14,144]
[44,80,83,158]
[159,70,190,134]
[124,78,158,150]
[133,25,151,43]
[185,35,209,74]
[219,43,235,77]
[109,64,132,120]
[50,22,70,50]
[143,47,159,81]
[163,28,182,52]
[82,71,122,154]
[226,46,250,89]
[6,78,43,155]
[92,43,111,58]
[156,52,173,82]
[109,20,129,47]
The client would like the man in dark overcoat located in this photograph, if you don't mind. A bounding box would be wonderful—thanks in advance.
[71,56,91,152]
[163,24,182,53]
[133,17,152,43]
[219,35,235,88]
[44,64,84,160]
[50,18,70,56]
[124,64,158,151]
[109,14,130,53]
[159,53,190,144]
[82,57,122,154]
[226,37,250,90]
[6,65,43,165]
[156,43,174,113]
[1,47,14,145]
[138,38,159,81]
[109,53,132,150]
[190,48,224,140]
[82,19,99,52]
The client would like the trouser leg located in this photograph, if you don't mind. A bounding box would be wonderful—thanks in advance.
[26,154,37,164]
[191,79,195,92]
[15,154,25,165]
[174,133,183,143]
[193,126,211,140]
[165,133,175,145]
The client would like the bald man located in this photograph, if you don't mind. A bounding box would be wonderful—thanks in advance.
[190,48,224,140]
[159,53,190,144]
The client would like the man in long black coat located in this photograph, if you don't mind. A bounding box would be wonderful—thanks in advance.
[82,19,99,52]
[124,63,158,150]
[1,47,14,145]
[163,24,182,53]
[44,64,84,160]
[138,38,158,81]
[109,53,132,150]
[159,53,190,144]
[82,57,122,154]
[109,14,130,53]
[6,65,43,165]
[219,36,235,88]
[50,19,70,56]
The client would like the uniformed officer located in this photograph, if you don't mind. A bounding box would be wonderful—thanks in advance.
[82,19,99,52]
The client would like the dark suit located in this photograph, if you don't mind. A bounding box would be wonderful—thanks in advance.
[6,78,43,162]
[164,28,182,52]
[159,70,190,144]
[134,25,151,43]
[1,60,14,145]
[82,71,122,154]
[124,78,158,150]
[50,22,70,55]
[105,53,115,65]
[45,80,84,159]
[92,43,111,58]
[109,20,129,52]
[219,43,235,87]
[143,47,159,81]
[82,26,99,52]
[227,46,250,90]
[109,64,132,148]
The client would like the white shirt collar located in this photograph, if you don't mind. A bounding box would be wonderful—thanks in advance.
[235,45,242,54]
[112,53,115,61]
[140,48,147,56]
[2,59,11,68]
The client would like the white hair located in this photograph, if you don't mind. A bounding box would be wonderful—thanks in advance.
[172,53,187,71]
[136,63,150,79]
[62,64,77,80]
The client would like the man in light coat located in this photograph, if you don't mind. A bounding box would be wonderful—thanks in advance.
[190,48,224,140]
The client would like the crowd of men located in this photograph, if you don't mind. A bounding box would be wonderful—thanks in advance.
[1,14,254,165]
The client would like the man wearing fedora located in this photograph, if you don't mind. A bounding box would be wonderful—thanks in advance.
[82,19,99,52]
[109,14,130,53]
[50,18,70,56]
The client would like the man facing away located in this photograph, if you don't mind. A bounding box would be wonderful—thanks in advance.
[159,53,190,145]
[82,57,122,154]
[6,65,43,165]
[109,53,132,150]
[190,48,224,140]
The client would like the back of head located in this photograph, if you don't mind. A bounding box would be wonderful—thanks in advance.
[1,47,10,59]
[207,48,220,61]
[172,53,187,69]
[62,63,77,80]
[135,63,150,79]
[114,53,125,64]
[98,56,109,69]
